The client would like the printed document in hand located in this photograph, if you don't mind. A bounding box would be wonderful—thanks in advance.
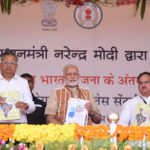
[0,91,20,120]
[65,98,88,126]
[134,103,150,126]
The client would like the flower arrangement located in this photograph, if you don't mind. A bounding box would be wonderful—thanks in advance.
[0,124,15,141]
[0,0,148,19]
[12,123,76,143]
[1,124,150,149]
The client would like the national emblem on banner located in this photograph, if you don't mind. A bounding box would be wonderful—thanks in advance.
[74,2,103,29]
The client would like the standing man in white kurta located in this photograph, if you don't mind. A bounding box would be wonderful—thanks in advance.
[0,51,35,123]
[118,72,150,126]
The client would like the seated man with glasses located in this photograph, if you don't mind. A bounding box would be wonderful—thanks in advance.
[118,72,150,126]
[0,51,35,124]
[45,64,102,125]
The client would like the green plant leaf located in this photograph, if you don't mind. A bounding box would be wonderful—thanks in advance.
[136,0,141,12]
[8,0,12,14]
[1,0,12,14]
[141,0,146,19]
[1,0,4,13]
[6,0,8,13]
[4,0,7,12]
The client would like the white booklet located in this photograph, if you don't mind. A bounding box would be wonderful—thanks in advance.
[65,98,88,126]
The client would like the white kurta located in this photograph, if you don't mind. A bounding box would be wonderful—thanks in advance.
[0,73,35,123]
[118,95,150,126]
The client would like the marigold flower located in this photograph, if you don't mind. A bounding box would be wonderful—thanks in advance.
[36,142,43,150]
[110,144,118,150]
[0,124,15,141]
[99,148,107,150]
[68,144,76,150]
[124,145,132,150]
[81,145,88,150]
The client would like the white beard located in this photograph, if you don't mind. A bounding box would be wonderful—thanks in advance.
[65,79,79,87]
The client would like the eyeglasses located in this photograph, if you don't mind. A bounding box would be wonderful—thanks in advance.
[1,61,17,66]
[66,72,79,76]
[138,81,150,85]
[27,80,33,83]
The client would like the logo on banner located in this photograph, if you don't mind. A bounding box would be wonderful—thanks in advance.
[41,0,58,27]
[74,2,102,29]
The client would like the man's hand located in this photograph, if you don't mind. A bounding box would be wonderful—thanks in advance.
[16,102,29,110]
[85,102,93,115]
[46,115,63,125]
[85,102,102,124]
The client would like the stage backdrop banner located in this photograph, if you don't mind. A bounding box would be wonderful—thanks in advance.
[0,2,150,124]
